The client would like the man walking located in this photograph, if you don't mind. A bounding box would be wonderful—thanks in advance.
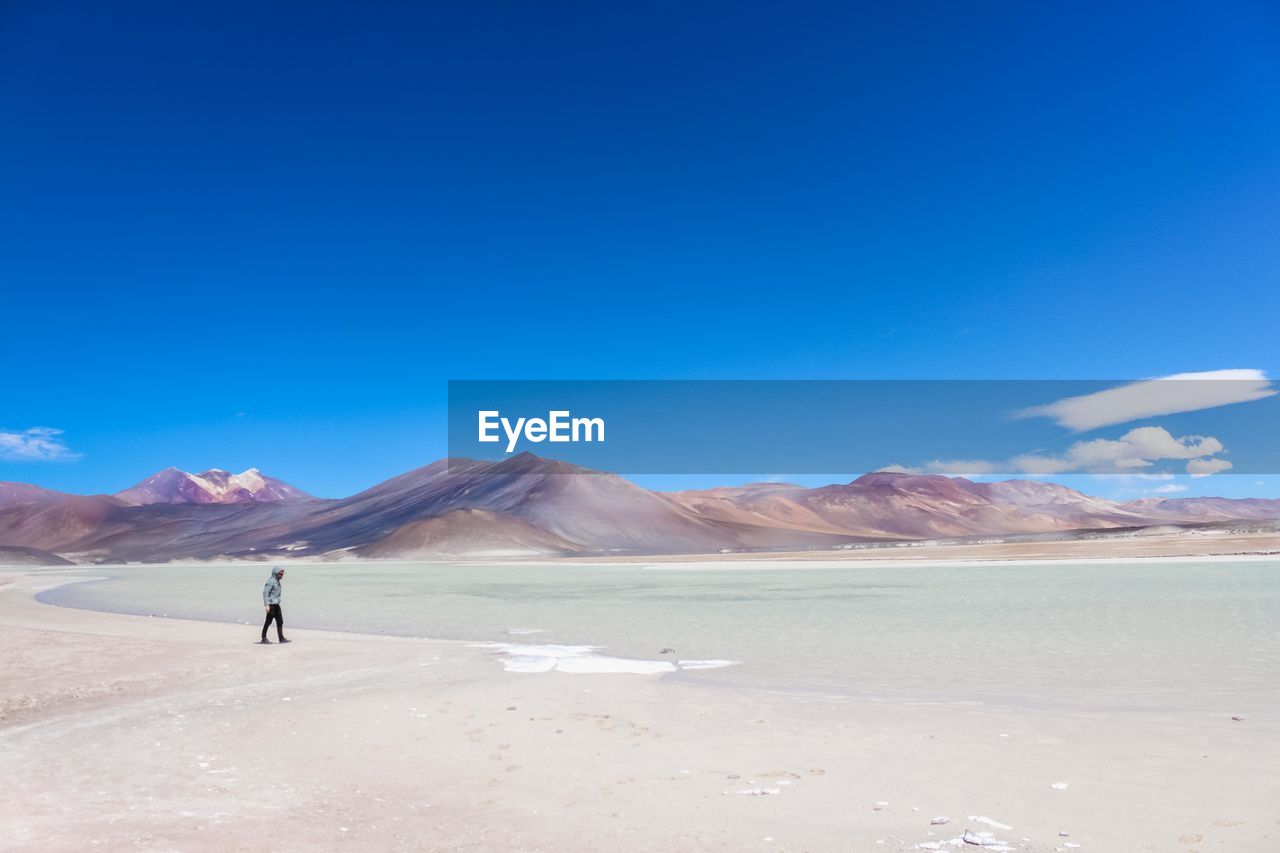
[260,566,290,644]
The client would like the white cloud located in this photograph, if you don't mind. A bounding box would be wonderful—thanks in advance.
[1015,426,1224,473]
[1150,483,1188,494]
[1088,472,1175,481]
[886,427,1233,479]
[921,459,1000,475]
[1186,458,1233,477]
[878,460,1000,475]
[0,427,81,462]
[1018,369,1276,431]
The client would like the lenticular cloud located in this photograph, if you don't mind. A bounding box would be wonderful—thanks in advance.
[1018,369,1276,432]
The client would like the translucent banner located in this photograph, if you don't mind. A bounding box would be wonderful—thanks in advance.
[447,376,1280,476]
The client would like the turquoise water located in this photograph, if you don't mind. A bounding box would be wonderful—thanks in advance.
[31,559,1280,712]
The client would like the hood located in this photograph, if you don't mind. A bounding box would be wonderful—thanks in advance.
[268,567,283,580]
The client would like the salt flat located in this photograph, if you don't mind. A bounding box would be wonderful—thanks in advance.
[2,561,1277,851]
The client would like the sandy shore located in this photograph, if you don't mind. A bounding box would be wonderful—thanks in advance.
[2,569,1277,852]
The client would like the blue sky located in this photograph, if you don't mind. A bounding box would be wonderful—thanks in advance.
[2,1,1279,498]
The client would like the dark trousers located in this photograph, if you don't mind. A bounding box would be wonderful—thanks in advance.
[262,603,284,640]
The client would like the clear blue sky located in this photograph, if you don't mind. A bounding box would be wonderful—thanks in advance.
[2,1,1278,498]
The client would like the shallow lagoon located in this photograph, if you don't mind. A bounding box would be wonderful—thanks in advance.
[35,558,1280,713]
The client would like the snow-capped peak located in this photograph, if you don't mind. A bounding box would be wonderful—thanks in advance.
[115,467,311,506]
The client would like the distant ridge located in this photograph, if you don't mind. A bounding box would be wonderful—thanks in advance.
[0,482,73,506]
[1122,495,1280,521]
[0,455,1277,563]
[0,544,73,566]
[664,472,1160,540]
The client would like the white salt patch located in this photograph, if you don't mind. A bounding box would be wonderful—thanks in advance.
[480,643,677,675]
[507,628,546,635]
[969,816,1013,831]
[1051,782,1070,790]
[736,787,780,796]
[556,656,676,675]
[479,643,737,675]
[959,829,1013,849]
[500,655,559,673]
[482,642,599,658]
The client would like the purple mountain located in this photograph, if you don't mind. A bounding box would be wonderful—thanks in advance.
[115,468,312,506]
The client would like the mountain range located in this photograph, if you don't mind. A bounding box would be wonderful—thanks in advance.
[1,454,1278,563]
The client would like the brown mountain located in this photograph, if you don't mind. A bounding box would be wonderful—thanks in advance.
[663,473,1157,540]
[0,482,73,506]
[1122,495,1280,521]
[0,494,126,552]
[355,508,583,559]
[250,454,846,560]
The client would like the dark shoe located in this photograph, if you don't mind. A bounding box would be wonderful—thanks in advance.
[259,638,272,644]
[278,638,291,644]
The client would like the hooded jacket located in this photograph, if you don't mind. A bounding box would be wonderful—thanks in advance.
[263,568,283,606]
